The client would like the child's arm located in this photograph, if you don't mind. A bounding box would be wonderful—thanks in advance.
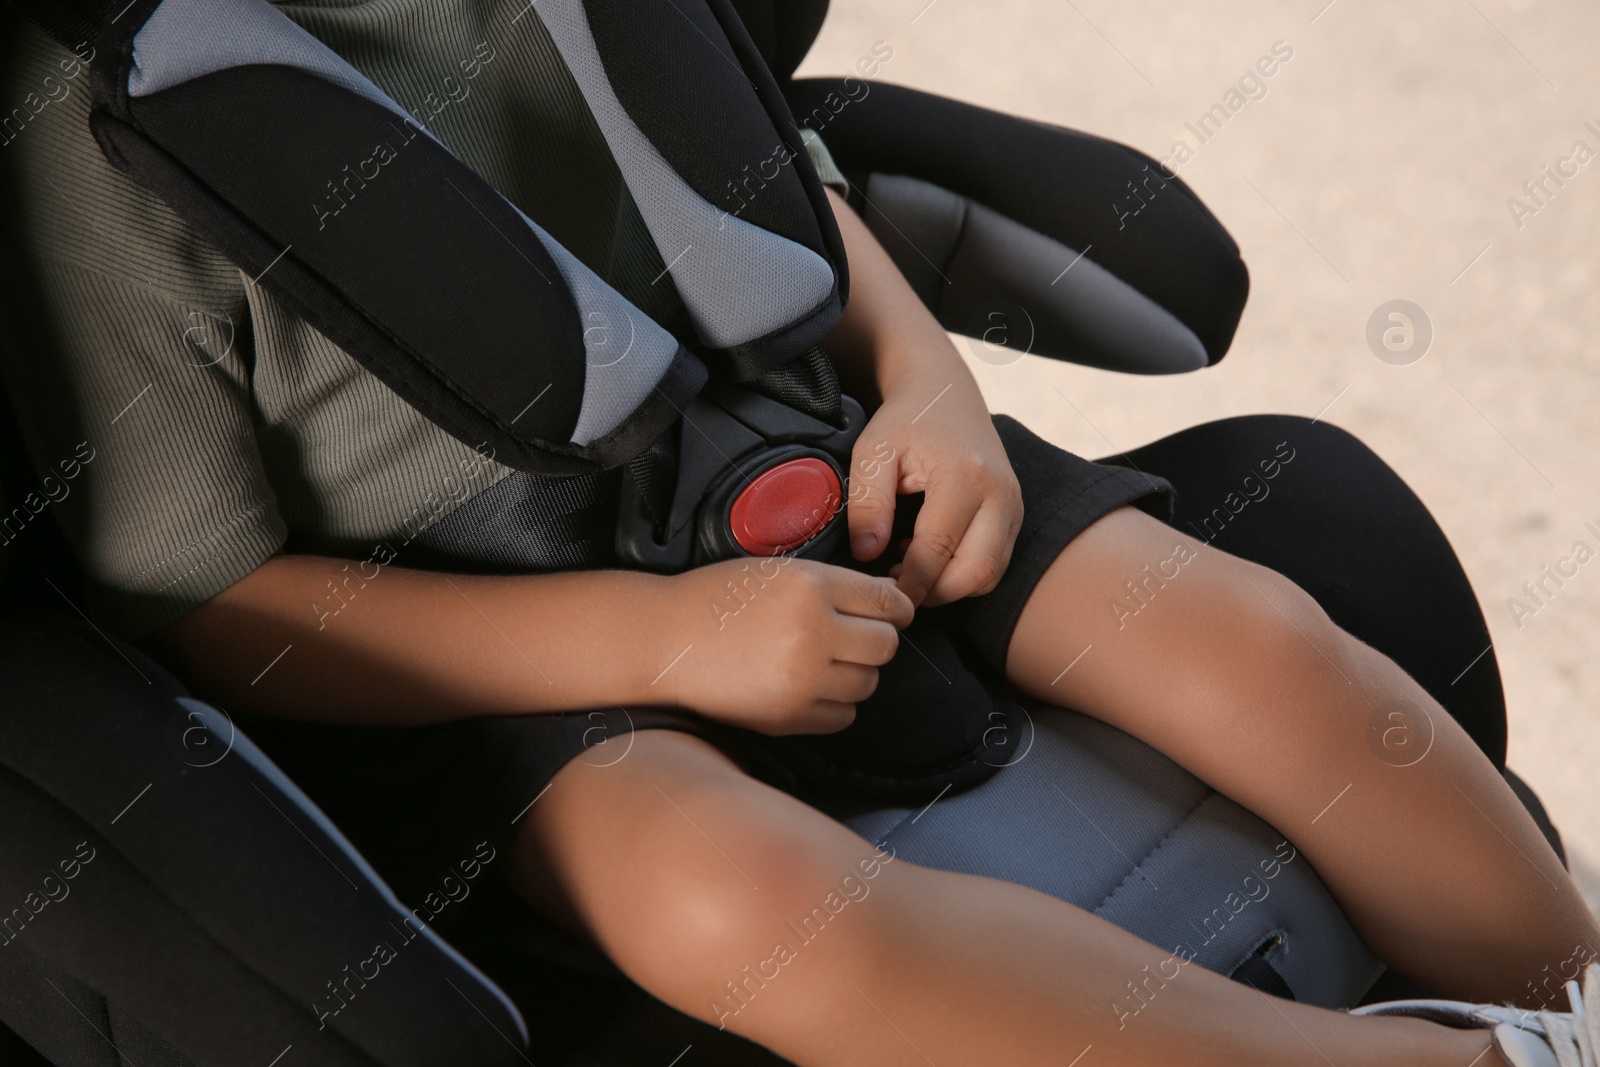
[154,552,911,733]
[818,187,1024,608]
[152,189,996,732]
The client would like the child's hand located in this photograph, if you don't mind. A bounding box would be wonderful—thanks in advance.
[658,558,913,736]
[848,366,1022,608]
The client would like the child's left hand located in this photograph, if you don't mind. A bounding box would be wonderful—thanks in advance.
[847,360,1022,608]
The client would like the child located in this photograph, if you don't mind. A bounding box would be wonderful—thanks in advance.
[5,3,1594,1064]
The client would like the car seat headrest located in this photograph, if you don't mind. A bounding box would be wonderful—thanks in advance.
[727,0,831,85]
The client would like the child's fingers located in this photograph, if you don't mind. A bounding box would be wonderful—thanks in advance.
[922,494,1018,606]
[818,661,882,705]
[895,479,983,607]
[846,441,898,561]
[827,570,915,629]
[759,699,857,736]
[829,614,901,667]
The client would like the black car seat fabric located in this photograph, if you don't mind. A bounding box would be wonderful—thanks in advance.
[785,78,1250,372]
[862,170,1212,374]
[1116,415,1510,768]
[0,615,531,1067]
[727,0,831,85]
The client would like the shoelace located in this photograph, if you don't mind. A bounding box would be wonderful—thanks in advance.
[1350,963,1600,1067]
[1493,963,1600,1067]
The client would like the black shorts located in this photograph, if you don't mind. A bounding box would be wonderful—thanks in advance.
[243,415,1172,916]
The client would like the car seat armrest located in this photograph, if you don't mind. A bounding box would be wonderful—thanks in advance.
[786,78,1249,372]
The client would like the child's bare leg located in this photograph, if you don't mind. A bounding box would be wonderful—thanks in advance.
[1007,506,1598,1006]
[511,729,1497,1067]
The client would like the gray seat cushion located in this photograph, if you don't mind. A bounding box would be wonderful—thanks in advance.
[831,703,1384,1008]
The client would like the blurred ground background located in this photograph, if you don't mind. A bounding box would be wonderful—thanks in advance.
[801,0,1600,917]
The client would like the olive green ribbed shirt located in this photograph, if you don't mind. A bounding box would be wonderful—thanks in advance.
[0,0,846,638]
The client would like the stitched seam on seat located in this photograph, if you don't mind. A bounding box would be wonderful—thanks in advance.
[1091,788,1214,915]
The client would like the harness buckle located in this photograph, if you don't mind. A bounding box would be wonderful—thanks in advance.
[614,381,864,572]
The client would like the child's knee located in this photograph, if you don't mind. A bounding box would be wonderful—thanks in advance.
[623,829,904,1028]
[1185,555,1361,710]
[528,731,901,1018]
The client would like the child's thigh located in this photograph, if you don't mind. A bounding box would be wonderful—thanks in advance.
[1004,505,1359,755]
[508,728,894,999]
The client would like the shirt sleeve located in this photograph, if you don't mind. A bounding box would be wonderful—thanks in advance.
[799,127,850,195]
[1,25,288,639]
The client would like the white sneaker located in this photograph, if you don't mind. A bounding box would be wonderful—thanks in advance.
[1350,962,1599,1067]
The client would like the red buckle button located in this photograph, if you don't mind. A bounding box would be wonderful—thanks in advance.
[728,457,842,556]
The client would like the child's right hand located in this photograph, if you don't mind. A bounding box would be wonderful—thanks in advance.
[656,557,914,736]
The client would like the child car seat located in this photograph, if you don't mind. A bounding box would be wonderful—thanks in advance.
[0,1,1568,1064]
